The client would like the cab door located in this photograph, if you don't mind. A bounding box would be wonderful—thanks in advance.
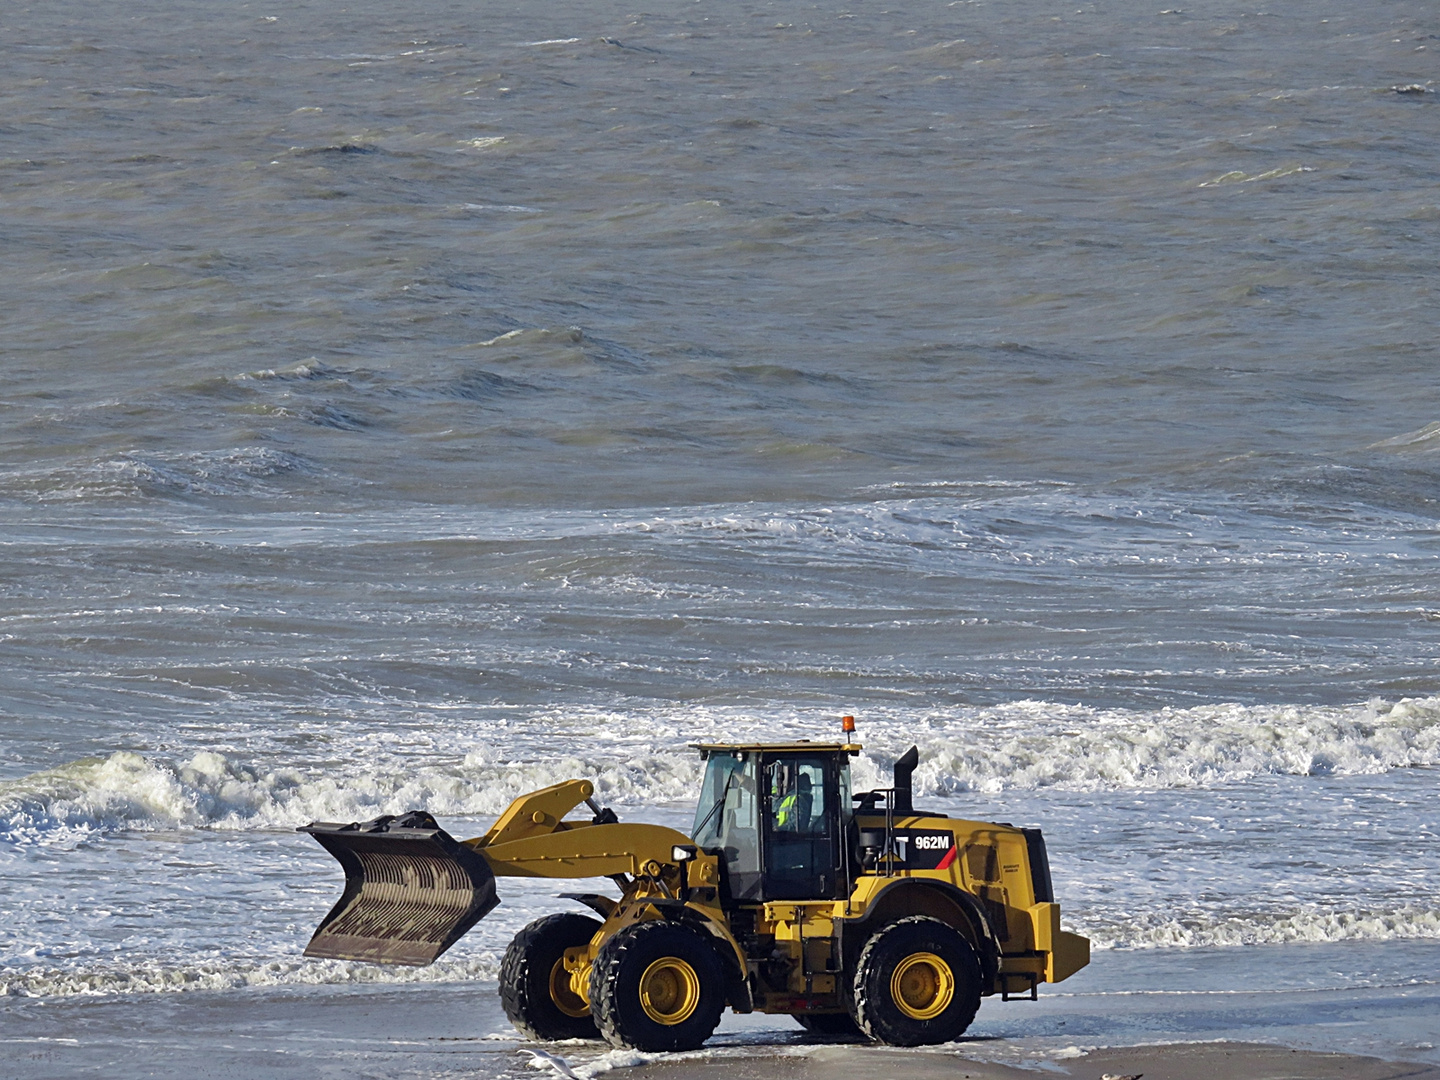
[761,753,844,900]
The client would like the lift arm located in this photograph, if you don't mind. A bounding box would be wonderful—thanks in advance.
[299,780,689,965]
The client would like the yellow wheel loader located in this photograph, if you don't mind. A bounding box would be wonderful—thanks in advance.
[299,724,1089,1052]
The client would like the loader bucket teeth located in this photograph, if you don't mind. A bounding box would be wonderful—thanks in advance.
[300,812,499,966]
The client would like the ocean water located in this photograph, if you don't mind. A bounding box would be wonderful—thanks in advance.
[3,0,1440,1063]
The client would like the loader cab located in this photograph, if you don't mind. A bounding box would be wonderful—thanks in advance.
[690,743,855,903]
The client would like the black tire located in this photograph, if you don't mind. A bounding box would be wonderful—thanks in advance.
[851,916,982,1047]
[500,912,603,1041]
[794,1012,862,1037]
[590,920,727,1052]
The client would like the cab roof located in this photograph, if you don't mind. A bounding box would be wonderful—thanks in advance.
[692,742,861,754]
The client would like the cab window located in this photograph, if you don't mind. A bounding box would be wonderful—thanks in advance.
[692,751,761,899]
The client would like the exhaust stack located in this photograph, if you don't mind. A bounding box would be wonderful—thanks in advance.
[892,744,919,814]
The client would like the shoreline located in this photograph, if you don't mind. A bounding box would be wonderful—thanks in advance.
[622,1042,1440,1080]
[7,943,1440,1080]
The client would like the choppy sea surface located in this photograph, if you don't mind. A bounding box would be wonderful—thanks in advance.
[3,0,1440,1062]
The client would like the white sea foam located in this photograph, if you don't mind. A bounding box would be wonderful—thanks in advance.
[902,696,1440,795]
[8,901,1437,1000]
[4,698,1437,844]
[0,952,502,999]
[1199,164,1314,187]
[1369,421,1440,452]
[0,745,702,844]
[461,202,543,212]
[577,1048,661,1077]
[471,326,584,347]
[1087,905,1440,951]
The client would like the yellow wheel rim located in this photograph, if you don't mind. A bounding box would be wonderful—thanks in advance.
[890,951,955,1021]
[548,957,590,1019]
[638,956,702,1026]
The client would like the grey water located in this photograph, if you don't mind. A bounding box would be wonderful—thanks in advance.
[3,0,1440,1068]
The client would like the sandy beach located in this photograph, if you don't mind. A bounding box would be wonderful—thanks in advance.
[627,1044,1440,1080]
[6,999,1438,1080]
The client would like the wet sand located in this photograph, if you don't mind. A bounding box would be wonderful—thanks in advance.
[626,1043,1440,1080]
[6,955,1440,1080]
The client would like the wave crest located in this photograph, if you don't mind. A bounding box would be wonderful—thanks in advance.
[4,697,1439,844]
[0,745,705,845]
[2,446,311,501]
[903,697,1440,795]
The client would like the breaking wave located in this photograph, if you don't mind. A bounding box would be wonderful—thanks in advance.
[900,696,1440,795]
[1,446,313,501]
[0,746,703,846]
[3,697,1438,844]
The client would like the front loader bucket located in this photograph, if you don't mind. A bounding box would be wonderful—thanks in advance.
[300,811,498,966]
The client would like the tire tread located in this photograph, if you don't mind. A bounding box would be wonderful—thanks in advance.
[851,915,982,1046]
[500,912,602,1041]
[591,920,725,1052]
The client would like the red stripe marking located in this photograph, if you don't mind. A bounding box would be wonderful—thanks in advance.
[936,844,958,871]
